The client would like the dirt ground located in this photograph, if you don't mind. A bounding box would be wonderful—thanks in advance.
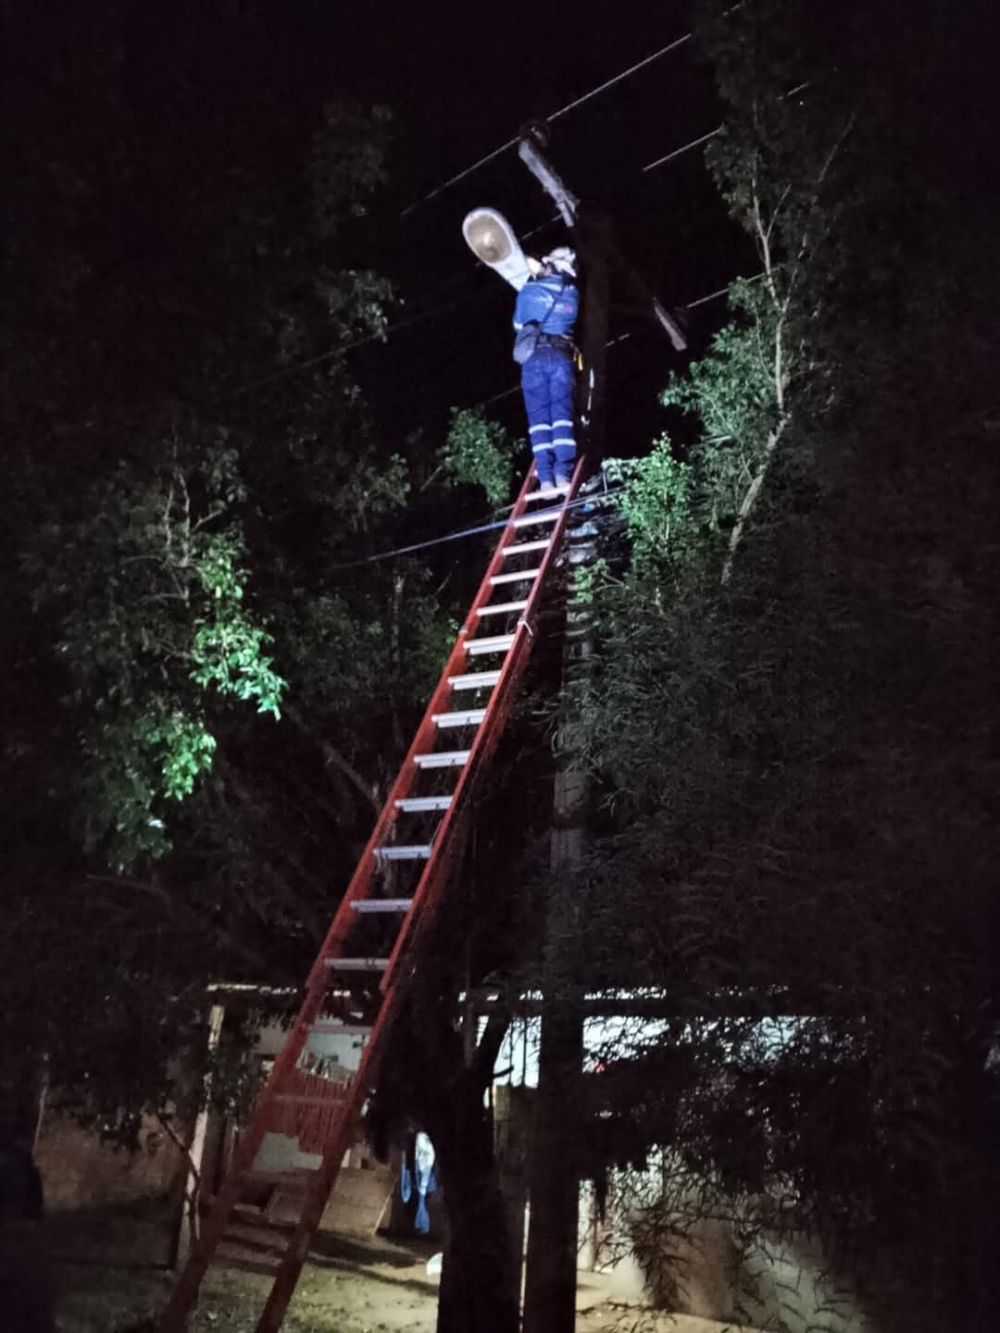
[52,1210,761,1333]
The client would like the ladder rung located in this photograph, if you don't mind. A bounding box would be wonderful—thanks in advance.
[308,1022,372,1035]
[431,713,485,730]
[491,566,542,585]
[513,508,561,528]
[373,845,431,860]
[502,539,551,557]
[235,1166,314,1182]
[524,489,564,503]
[397,792,455,809]
[350,898,413,913]
[414,749,471,768]
[449,670,502,690]
[326,958,390,971]
[272,1090,349,1107]
[466,634,515,654]
[478,600,529,617]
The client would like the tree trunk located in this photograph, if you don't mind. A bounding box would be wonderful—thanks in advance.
[376,1003,520,1333]
[433,1084,521,1333]
[522,992,584,1333]
[523,540,599,1333]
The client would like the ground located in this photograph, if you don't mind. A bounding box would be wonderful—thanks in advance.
[48,1209,763,1333]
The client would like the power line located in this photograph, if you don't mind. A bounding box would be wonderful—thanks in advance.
[328,421,738,572]
[220,190,735,407]
[641,80,811,173]
[220,56,795,409]
[400,136,522,221]
[642,127,721,173]
[327,489,619,573]
[686,281,736,309]
[547,30,693,124]
[477,275,753,408]
[219,68,801,406]
[399,3,756,219]
[401,25,698,219]
[218,283,491,404]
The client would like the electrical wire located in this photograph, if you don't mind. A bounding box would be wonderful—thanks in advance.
[642,128,721,174]
[399,3,752,219]
[477,275,755,408]
[218,283,491,404]
[400,136,522,220]
[547,30,693,125]
[217,66,800,406]
[641,80,811,173]
[326,488,621,573]
[401,26,698,219]
[328,422,737,573]
[216,64,797,407]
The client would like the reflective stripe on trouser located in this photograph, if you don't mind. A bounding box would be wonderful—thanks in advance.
[521,346,576,486]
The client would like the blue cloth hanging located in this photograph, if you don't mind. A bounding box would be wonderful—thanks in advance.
[400,1132,437,1234]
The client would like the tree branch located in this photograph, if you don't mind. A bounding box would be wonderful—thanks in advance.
[87,875,272,974]
[284,703,381,817]
[720,417,789,586]
[471,1007,512,1085]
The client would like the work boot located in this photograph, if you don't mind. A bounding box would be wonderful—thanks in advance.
[554,474,572,494]
[539,480,557,496]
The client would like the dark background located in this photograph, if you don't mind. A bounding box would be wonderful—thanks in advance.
[2,0,738,457]
[4,0,992,496]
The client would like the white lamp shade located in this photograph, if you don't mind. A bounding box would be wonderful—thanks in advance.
[462,208,533,290]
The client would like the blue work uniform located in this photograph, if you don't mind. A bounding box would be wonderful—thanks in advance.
[513,272,580,487]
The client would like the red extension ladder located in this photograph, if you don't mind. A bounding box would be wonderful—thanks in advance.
[159,458,585,1332]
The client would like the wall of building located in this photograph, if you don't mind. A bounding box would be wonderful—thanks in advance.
[35,1110,184,1213]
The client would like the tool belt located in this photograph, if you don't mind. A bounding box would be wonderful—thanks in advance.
[537,332,575,354]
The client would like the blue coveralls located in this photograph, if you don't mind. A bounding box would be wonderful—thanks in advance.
[513,273,580,487]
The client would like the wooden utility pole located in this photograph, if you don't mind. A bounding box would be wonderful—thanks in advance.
[521,523,601,1333]
[516,122,683,1333]
[517,128,609,1333]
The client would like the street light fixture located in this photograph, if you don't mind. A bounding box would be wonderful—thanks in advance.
[462,207,536,290]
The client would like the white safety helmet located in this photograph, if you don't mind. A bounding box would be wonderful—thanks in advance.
[542,246,577,278]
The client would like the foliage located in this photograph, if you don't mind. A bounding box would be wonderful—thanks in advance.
[569,2,1000,1327]
[23,435,283,867]
[0,10,476,1142]
[438,406,518,506]
[615,437,697,572]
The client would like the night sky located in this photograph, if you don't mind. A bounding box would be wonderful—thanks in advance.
[338,0,735,452]
[5,0,989,467]
[101,0,734,456]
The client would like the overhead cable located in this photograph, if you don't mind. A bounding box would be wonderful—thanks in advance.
[642,128,721,173]
[219,285,488,404]
[547,30,693,124]
[477,274,758,408]
[401,26,697,218]
[329,422,737,573]
[327,489,619,572]
[399,3,754,219]
[642,80,811,173]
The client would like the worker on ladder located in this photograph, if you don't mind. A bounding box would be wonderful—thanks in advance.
[512,246,579,495]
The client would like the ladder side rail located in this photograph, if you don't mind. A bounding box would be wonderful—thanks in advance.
[379,454,586,990]
[252,811,480,1331]
[254,530,568,1333]
[298,466,542,988]
[158,466,549,1333]
[380,628,529,991]
[504,454,585,635]
[251,1009,398,1333]
[249,460,588,1331]
[457,463,540,618]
